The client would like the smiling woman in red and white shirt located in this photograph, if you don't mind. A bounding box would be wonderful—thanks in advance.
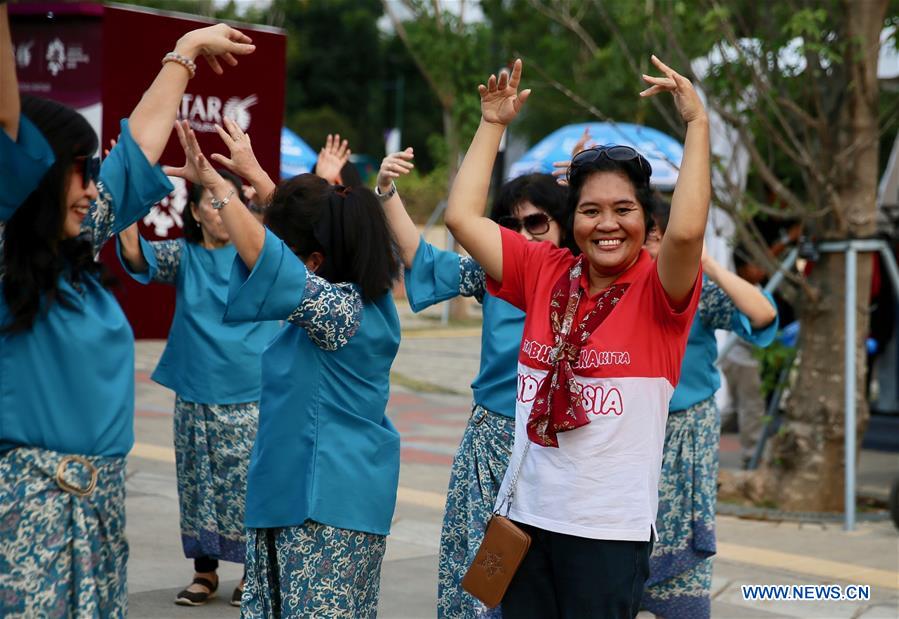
[444,57,711,619]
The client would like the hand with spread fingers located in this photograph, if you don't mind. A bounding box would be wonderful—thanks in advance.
[175,23,256,76]
[211,117,263,180]
[377,147,414,193]
[478,58,531,126]
[165,120,226,192]
[639,55,706,124]
[315,133,350,184]
[162,120,206,185]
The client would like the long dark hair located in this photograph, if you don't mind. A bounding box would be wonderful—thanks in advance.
[182,169,245,244]
[2,96,101,334]
[489,173,576,253]
[264,174,399,300]
[564,157,655,245]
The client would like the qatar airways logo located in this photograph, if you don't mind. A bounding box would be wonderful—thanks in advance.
[517,374,625,417]
[179,93,259,133]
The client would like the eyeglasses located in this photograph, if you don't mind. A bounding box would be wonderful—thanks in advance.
[567,145,652,184]
[74,156,100,189]
[497,212,552,236]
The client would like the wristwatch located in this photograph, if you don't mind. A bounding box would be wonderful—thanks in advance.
[375,182,397,202]
[211,189,235,210]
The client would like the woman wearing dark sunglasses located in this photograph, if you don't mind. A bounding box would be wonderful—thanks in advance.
[375,147,571,618]
[0,8,255,616]
[443,57,710,618]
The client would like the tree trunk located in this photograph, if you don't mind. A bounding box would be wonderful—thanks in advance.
[750,0,885,512]
[443,104,471,321]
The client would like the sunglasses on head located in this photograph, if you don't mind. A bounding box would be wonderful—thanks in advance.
[567,145,652,184]
[74,156,100,189]
[497,212,552,236]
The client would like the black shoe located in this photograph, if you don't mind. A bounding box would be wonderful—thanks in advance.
[230,585,243,607]
[174,576,218,606]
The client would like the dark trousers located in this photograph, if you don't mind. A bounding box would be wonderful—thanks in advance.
[194,556,219,573]
[501,523,652,619]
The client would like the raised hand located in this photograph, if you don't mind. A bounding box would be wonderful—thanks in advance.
[639,55,706,124]
[551,160,570,186]
[162,120,203,184]
[478,58,531,126]
[570,127,593,158]
[315,134,350,184]
[165,120,225,192]
[174,24,255,76]
[211,117,264,179]
[377,148,414,192]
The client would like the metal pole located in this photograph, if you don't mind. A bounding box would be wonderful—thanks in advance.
[844,244,857,531]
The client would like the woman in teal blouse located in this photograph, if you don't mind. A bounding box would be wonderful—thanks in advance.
[118,168,281,607]
[168,119,403,617]
[641,198,778,619]
[0,12,255,617]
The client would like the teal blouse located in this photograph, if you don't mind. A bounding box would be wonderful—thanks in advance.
[0,118,174,456]
[225,230,401,535]
[119,237,281,404]
[404,240,523,417]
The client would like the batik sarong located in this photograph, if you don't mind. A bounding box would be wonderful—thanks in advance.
[0,446,128,618]
[174,396,257,563]
[642,396,719,619]
[438,404,515,619]
[241,520,386,618]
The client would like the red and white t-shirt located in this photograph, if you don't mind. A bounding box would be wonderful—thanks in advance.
[487,227,700,541]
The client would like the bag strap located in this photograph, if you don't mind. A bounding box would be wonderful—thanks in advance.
[495,441,531,517]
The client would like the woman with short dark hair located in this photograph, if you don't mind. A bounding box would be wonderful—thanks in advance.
[167,119,402,617]
[0,8,255,615]
[117,165,280,607]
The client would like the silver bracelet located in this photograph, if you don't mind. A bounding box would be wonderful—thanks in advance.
[210,189,235,210]
[375,181,397,202]
[162,52,197,78]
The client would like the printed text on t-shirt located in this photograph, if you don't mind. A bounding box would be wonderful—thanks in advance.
[521,339,631,369]
[517,374,624,417]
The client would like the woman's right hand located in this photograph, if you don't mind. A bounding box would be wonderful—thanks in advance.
[165,120,226,192]
[377,148,414,192]
[479,58,531,126]
[173,24,255,75]
[315,134,350,184]
[162,120,204,185]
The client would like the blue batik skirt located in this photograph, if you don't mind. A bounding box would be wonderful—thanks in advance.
[174,396,257,563]
[438,404,515,619]
[241,520,386,618]
[0,446,128,618]
[642,395,719,619]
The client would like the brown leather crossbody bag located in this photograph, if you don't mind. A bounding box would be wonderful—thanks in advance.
[461,443,532,609]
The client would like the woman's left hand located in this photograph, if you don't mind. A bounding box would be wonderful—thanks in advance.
[640,55,706,124]
[210,117,264,180]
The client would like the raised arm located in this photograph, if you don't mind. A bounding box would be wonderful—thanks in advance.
[444,59,531,282]
[0,4,18,141]
[314,134,350,185]
[128,24,255,165]
[377,147,419,268]
[174,120,264,269]
[702,250,777,329]
[210,117,276,203]
[641,55,710,305]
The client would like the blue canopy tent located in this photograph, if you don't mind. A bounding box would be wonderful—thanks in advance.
[508,122,684,191]
[280,127,318,180]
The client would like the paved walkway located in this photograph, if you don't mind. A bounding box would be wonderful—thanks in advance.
[127,310,899,618]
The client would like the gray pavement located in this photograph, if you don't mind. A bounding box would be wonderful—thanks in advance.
[127,305,899,618]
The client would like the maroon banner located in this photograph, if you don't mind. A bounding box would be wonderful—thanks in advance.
[10,7,103,110]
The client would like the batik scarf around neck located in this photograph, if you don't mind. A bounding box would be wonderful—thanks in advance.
[527,257,629,447]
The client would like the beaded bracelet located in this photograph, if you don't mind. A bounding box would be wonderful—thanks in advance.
[161,52,197,78]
